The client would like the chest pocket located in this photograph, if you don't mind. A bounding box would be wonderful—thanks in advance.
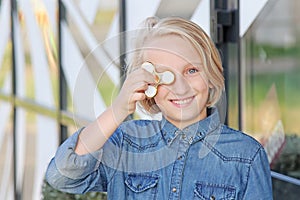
[125,173,159,200]
[193,182,236,200]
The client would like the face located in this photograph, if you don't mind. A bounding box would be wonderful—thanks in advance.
[143,35,209,129]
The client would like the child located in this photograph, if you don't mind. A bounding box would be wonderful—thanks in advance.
[46,17,273,199]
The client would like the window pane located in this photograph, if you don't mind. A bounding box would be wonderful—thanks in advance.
[0,101,13,199]
[241,0,300,182]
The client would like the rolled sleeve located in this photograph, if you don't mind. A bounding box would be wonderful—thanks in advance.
[46,126,124,193]
[45,128,105,193]
[54,128,103,179]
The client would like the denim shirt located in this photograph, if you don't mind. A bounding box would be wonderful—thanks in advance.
[46,108,273,199]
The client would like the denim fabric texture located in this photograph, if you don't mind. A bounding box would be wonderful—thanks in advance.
[46,108,273,199]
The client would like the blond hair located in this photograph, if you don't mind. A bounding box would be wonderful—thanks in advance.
[127,16,224,114]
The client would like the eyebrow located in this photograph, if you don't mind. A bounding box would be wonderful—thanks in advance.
[154,62,203,70]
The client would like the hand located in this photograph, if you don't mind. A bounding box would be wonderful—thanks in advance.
[112,67,154,120]
[75,68,155,155]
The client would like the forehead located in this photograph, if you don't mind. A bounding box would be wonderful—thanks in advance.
[143,35,202,66]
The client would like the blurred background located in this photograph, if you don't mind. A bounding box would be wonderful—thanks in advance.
[0,0,299,199]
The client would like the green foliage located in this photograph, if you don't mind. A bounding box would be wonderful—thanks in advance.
[252,43,300,58]
[42,180,107,200]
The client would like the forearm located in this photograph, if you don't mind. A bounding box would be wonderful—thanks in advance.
[75,105,128,155]
[75,67,151,155]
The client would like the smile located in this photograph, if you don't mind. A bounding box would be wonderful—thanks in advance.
[171,96,194,106]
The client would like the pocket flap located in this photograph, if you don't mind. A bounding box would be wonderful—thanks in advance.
[194,182,236,199]
[125,173,159,193]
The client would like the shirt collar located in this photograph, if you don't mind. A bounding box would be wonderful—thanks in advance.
[161,107,221,146]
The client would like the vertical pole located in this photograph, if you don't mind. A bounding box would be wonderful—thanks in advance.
[58,0,68,143]
[119,0,132,120]
[119,0,127,83]
[10,0,20,199]
[211,0,229,125]
[237,0,242,131]
[211,0,240,128]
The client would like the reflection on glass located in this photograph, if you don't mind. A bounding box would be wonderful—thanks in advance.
[0,103,13,199]
[272,177,300,200]
[241,0,300,183]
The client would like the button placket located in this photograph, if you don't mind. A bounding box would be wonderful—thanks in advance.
[181,134,186,140]
[188,137,193,144]
[168,134,190,199]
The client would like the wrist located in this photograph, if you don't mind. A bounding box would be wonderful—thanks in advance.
[110,103,129,125]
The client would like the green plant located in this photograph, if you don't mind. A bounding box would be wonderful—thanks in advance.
[42,179,107,200]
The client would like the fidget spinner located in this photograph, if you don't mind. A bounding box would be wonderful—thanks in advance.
[141,62,175,98]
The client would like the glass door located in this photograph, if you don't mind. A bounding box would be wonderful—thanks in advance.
[211,0,300,198]
[240,0,300,198]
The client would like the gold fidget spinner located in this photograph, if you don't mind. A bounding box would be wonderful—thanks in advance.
[141,62,175,98]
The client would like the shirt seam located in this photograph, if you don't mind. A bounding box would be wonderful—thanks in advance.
[202,139,252,163]
[241,146,263,199]
[123,134,161,151]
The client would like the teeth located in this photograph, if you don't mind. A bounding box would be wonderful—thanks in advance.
[172,97,193,105]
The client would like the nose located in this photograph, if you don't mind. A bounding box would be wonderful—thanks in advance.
[170,73,190,96]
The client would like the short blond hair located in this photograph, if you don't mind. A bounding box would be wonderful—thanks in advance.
[127,16,224,114]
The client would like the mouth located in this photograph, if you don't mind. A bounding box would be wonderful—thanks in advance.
[170,96,195,107]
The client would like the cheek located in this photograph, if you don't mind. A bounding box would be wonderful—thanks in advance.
[192,75,209,91]
[154,86,170,101]
[195,81,209,92]
[193,73,209,88]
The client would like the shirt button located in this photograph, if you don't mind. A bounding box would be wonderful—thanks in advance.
[210,195,215,200]
[182,134,186,139]
[172,187,177,192]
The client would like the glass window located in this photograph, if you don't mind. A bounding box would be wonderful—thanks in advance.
[0,102,13,199]
[241,0,300,189]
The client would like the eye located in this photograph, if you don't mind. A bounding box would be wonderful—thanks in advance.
[186,67,199,74]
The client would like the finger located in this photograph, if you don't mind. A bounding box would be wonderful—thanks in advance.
[127,68,156,84]
[126,81,151,94]
[130,92,146,102]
